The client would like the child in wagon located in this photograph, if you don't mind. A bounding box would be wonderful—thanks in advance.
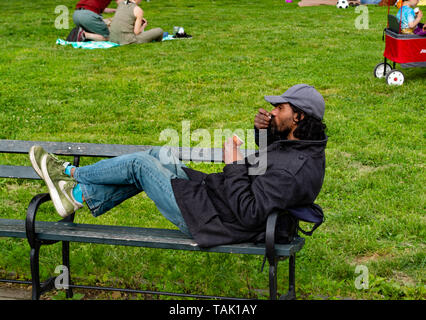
[396,0,426,35]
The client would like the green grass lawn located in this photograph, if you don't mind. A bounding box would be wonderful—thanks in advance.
[0,0,424,300]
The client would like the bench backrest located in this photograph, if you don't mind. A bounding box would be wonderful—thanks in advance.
[0,140,256,180]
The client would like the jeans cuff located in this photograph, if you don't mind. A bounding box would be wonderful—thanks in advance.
[78,183,101,217]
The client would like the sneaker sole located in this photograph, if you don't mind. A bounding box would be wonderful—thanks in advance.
[41,154,69,218]
[29,146,44,179]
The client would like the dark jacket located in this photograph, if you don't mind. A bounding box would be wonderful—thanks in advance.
[171,128,327,248]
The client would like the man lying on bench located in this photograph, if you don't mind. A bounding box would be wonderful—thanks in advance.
[28,84,327,248]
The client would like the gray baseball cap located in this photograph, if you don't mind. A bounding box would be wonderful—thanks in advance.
[264,84,325,120]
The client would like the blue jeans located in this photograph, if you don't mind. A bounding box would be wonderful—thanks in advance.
[73,147,191,236]
[73,9,110,38]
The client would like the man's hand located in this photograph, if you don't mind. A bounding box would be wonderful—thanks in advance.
[223,137,244,164]
[254,108,272,130]
[142,18,148,28]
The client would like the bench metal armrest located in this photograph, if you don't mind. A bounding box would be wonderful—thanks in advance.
[26,193,51,248]
[265,211,281,266]
[25,193,75,248]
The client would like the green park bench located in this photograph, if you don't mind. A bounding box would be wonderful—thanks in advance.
[0,139,306,300]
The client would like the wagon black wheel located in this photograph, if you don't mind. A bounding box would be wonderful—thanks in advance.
[374,62,392,79]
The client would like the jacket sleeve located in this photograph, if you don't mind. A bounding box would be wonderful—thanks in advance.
[222,163,296,230]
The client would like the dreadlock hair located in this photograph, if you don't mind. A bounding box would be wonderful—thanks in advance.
[290,104,327,141]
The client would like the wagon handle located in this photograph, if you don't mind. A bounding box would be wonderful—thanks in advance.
[389,0,403,34]
[387,1,391,29]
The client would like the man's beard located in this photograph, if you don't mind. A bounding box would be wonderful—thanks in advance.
[270,122,291,141]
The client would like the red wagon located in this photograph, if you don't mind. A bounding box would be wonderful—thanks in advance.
[374,9,426,85]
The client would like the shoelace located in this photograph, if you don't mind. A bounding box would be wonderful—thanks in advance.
[49,153,70,169]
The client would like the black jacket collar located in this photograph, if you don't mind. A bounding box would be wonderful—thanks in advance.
[268,135,328,154]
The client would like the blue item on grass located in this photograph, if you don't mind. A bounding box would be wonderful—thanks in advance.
[360,0,381,4]
[56,38,120,49]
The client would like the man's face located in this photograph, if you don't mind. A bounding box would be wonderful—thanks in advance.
[269,103,299,138]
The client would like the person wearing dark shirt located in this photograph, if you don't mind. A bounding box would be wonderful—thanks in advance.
[28,84,328,248]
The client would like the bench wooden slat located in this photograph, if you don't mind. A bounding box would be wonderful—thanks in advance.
[0,219,304,256]
[0,140,154,157]
[0,165,41,180]
[0,219,27,238]
[0,139,255,162]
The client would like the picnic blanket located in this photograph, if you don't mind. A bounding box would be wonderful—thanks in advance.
[56,38,120,49]
[56,33,188,49]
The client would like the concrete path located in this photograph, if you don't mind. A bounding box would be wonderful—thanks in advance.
[0,283,31,300]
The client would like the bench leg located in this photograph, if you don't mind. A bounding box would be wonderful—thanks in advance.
[280,254,296,300]
[268,258,278,300]
[29,241,73,300]
[62,241,73,299]
[30,242,41,300]
[269,254,297,300]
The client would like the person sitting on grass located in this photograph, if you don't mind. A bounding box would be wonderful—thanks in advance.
[396,0,426,35]
[28,84,327,248]
[109,0,164,45]
[73,0,119,42]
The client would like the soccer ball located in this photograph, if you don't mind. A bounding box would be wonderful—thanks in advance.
[336,0,349,8]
